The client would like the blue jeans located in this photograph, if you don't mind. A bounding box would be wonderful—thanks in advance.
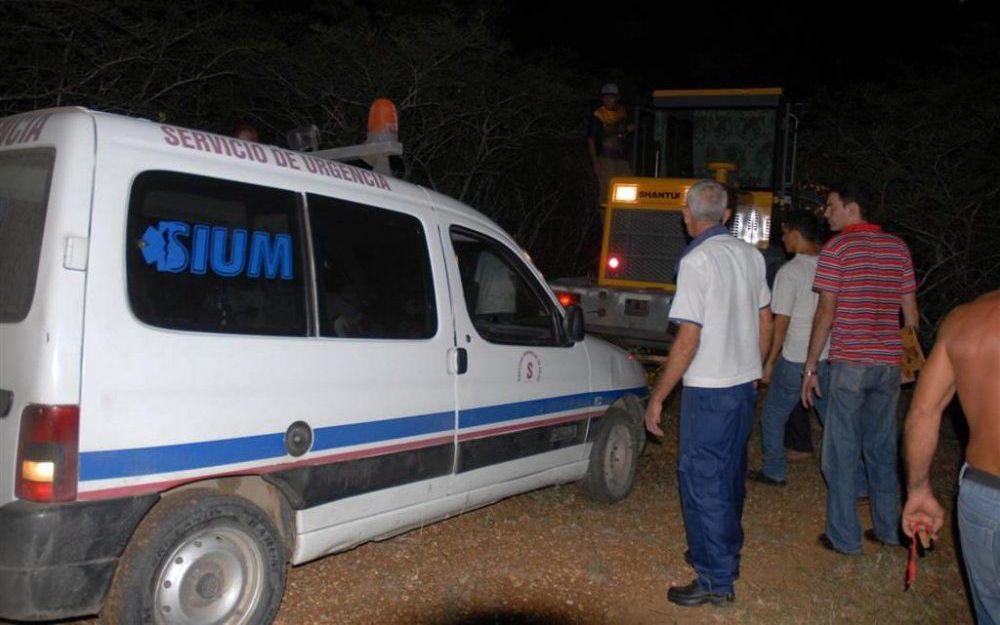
[958,466,1000,625]
[760,357,828,481]
[820,362,901,554]
[679,382,756,593]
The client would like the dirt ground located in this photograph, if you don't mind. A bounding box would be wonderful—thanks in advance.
[269,391,972,625]
[86,390,975,625]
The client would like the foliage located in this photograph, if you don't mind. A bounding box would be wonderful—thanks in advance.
[0,0,277,131]
[261,7,599,272]
[797,64,1000,331]
[1,0,600,277]
[3,1,996,320]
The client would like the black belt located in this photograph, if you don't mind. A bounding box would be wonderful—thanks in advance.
[964,465,1000,490]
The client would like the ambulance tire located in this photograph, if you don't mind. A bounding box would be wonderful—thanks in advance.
[105,490,286,625]
[579,411,638,503]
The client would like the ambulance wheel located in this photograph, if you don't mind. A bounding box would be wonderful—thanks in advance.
[105,490,286,625]
[579,411,638,503]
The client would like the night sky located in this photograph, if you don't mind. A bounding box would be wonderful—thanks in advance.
[497,0,998,97]
[263,0,998,98]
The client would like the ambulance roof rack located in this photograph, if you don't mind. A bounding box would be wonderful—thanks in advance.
[288,98,402,175]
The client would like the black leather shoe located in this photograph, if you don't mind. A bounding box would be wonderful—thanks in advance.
[667,579,734,607]
[818,533,861,555]
[747,469,786,486]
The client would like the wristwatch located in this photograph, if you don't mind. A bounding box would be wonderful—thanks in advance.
[803,368,818,377]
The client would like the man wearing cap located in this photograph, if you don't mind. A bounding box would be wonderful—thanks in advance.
[586,83,633,208]
[645,179,772,607]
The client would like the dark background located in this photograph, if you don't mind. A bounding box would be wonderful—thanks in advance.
[2,0,998,328]
[247,0,999,93]
[500,1,997,92]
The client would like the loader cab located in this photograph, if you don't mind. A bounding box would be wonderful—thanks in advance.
[600,89,795,290]
[640,88,795,198]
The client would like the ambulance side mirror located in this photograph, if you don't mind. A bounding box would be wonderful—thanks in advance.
[564,304,585,343]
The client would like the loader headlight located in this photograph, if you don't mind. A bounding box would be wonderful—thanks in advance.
[612,184,638,203]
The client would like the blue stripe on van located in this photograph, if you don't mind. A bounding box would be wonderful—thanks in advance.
[457,387,642,430]
[78,387,647,482]
[78,409,454,482]
[79,432,288,481]
[311,410,454,452]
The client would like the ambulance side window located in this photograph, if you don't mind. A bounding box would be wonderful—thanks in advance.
[0,149,54,323]
[308,194,437,339]
[449,228,559,346]
[126,171,308,336]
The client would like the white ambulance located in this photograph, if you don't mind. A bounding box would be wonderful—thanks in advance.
[0,108,648,624]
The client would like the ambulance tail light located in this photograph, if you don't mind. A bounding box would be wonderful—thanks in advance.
[556,292,579,308]
[15,404,79,502]
[607,256,622,271]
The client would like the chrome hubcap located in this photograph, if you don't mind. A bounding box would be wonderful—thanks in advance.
[155,527,264,625]
[604,423,634,495]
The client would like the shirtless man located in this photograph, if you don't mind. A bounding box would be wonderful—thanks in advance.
[902,290,1000,625]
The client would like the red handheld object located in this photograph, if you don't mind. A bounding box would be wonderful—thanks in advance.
[906,523,931,590]
[906,538,918,589]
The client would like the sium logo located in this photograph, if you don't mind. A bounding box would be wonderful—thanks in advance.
[140,221,294,280]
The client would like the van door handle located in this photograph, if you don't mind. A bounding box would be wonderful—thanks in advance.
[450,348,468,375]
[0,389,12,418]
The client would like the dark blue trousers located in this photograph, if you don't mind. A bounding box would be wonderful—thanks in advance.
[678,382,756,593]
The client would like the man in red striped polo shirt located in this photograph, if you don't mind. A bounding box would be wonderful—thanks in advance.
[800,182,919,555]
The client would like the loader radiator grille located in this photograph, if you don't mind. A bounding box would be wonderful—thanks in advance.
[604,209,688,284]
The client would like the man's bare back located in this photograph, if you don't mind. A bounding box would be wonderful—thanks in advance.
[903,290,1000,622]
[902,290,1000,541]
[936,290,1000,474]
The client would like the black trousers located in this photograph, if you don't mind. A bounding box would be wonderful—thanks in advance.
[783,402,813,453]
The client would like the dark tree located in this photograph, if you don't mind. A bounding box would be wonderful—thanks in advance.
[797,59,1000,332]
[1,0,600,277]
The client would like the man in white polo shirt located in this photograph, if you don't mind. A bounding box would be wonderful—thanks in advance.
[645,179,772,607]
[749,209,830,486]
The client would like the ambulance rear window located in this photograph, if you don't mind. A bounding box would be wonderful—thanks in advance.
[126,171,308,336]
[0,149,55,323]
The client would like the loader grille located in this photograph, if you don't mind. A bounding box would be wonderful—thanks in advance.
[604,209,688,285]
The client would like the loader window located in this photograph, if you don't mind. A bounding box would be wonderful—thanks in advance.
[657,108,776,188]
[0,149,54,323]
